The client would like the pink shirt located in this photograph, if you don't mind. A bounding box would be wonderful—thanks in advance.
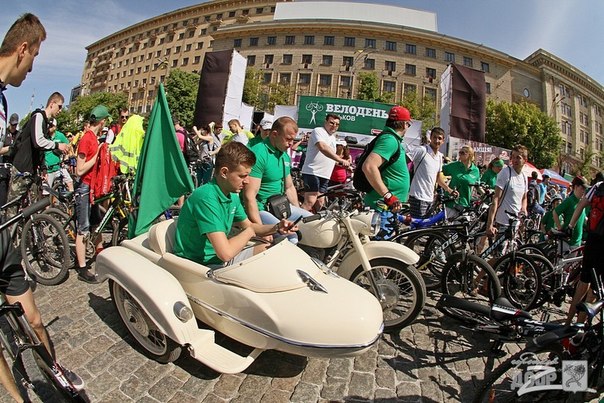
[175,128,186,153]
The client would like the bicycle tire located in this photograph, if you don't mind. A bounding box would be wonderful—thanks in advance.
[495,253,542,311]
[473,346,566,402]
[111,218,128,246]
[402,231,451,290]
[44,207,76,266]
[21,214,70,286]
[441,253,501,319]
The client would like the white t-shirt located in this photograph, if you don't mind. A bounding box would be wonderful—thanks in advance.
[409,145,443,202]
[231,131,249,146]
[301,126,337,179]
[495,165,527,225]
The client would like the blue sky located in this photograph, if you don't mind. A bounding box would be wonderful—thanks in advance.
[1,0,603,120]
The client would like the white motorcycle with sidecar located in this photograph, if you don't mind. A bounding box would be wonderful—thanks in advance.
[95,219,384,374]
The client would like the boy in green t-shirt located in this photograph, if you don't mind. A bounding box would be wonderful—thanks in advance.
[174,142,297,268]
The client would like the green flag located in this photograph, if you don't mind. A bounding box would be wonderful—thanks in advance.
[128,84,194,238]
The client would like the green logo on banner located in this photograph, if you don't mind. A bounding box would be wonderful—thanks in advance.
[298,96,393,135]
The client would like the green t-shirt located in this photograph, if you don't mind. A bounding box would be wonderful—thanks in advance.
[480,169,497,189]
[442,161,480,208]
[554,193,585,246]
[249,137,291,211]
[247,135,264,148]
[542,210,556,232]
[173,180,248,265]
[45,130,69,173]
[363,127,410,209]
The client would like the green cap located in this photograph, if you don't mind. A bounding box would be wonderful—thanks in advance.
[90,105,111,122]
[492,159,505,168]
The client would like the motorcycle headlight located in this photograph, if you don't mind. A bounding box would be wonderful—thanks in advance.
[370,211,382,236]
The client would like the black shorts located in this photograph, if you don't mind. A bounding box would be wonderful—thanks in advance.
[0,229,29,297]
[580,232,604,285]
[302,173,329,193]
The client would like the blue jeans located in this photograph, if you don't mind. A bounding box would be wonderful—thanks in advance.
[259,205,311,244]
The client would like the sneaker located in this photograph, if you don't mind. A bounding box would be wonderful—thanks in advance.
[57,364,85,392]
[77,269,99,284]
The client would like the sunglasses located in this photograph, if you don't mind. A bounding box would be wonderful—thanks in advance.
[57,104,63,110]
[121,115,129,119]
[459,150,468,155]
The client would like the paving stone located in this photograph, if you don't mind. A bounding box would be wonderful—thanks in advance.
[84,370,120,399]
[419,380,444,402]
[375,366,396,389]
[270,374,301,392]
[120,375,151,400]
[98,388,135,402]
[326,357,353,379]
[353,348,377,372]
[212,374,245,400]
[290,382,321,402]
[238,374,271,398]
[300,358,328,384]
[259,389,292,403]
[348,371,375,399]
[167,391,200,403]
[320,378,347,400]
[395,381,422,400]
[148,375,184,402]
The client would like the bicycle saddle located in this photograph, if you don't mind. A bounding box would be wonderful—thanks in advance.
[576,299,604,320]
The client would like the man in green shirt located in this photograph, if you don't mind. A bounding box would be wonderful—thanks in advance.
[553,176,588,248]
[243,116,311,243]
[44,119,74,193]
[174,142,296,268]
[362,105,412,211]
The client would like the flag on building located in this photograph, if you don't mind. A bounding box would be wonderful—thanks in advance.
[128,84,194,238]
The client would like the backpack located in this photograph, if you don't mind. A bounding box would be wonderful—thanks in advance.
[588,182,604,235]
[184,133,200,164]
[408,146,428,185]
[353,131,401,192]
[527,181,539,208]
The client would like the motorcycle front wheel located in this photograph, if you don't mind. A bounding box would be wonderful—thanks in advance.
[351,258,426,331]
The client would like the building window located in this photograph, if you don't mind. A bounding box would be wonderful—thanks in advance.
[340,76,351,87]
[229,11,235,17]
[405,64,416,76]
[385,61,396,72]
[324,36,335,46]
[299,73,311,84]
[404,83,417,95]
[165,49,171,56]
[178,33,184,40]
[182,57,189,66]
[405,44,417,55]
[185,44,192,52]
[580,112,589,126]
[365,38,376,49]
[343,56,353,68]
[322,55,333,66]
[285,36,295,45]
[188,30,194,38]
[463,56,473,67]
[561,121,572,135]
[383,80,396,93]
[302,54,313,64]
[319,74,332,86]
[579,94,589,108]
[559,84,570,98]
[561,102,572,117]
[256,7,264,14]
[249,37,259,46]
[175,46,181,53]
[242,9,249,16]
[247,55,256,66]
[282,54,293,65]
[267,36,276,45]
[263,73,272,84]
[264,54,274,65]
[385,41,397,51]
[481,62,490,73]
[280,73,291,84]
[344,37,355,47]
[595,104,602,117]
[426,67,436,80]
[194,56,201,64]
[234,38,242,47]
[364,58,375,70]
[486,82,491,94]
[200,28,207,35]
[304,35,315,45]
[171,60,177,68]
[445,52,455,63]
[425,47,436,58]
[197,42,204,50]
[425,87,437,101]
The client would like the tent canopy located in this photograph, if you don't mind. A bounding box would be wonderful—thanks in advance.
[522,162,541,180]
[540,168,571,187]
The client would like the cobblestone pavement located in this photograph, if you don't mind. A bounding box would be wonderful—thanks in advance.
[1,272,602,402]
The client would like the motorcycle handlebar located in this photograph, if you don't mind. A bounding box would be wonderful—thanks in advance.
[302,214,323,223]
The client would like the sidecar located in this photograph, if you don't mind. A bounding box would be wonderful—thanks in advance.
[95,219,383,374]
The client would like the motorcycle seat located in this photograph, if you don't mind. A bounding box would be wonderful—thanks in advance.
[149,219,178,255]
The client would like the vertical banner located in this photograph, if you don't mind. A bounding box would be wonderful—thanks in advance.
[449,64,486,143]
[439,65,452,140]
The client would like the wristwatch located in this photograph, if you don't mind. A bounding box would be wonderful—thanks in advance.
[383,191,393,199]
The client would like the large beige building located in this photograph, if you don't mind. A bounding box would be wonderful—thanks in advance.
[80,0,604,172]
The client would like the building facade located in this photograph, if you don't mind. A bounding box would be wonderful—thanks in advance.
[80,0,604,172]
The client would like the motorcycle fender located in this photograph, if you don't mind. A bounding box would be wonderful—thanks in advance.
[337,241,420,280]
[96,246,206,346]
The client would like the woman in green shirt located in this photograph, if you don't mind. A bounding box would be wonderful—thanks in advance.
[480,157,504,189]
[443,145,481,217]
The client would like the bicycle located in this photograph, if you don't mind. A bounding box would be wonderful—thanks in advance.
[0,200,85,401]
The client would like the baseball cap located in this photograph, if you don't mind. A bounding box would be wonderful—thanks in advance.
[9,113,19,125]
[90,105,111,121]
[571,176,589,188]
[260,119,273,130]
[491,159,505,168]
[388,105,411,121]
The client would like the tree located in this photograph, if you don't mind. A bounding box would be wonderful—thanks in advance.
[165,69,199,128]
[356,72,379,101]
[243,68,264,110]
[243,68,292,113]
[267,81,293,110]
[56,92,128,134]
[574,147,598,177]
[401,91,437,131]
[485,99,562,168]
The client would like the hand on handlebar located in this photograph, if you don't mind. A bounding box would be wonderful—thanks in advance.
[384,194,402,212]
[486,225,498,238]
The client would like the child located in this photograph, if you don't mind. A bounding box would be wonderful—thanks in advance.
[329,142,352,186]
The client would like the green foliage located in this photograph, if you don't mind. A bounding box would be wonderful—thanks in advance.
[243,68,292,113]
[267,82,293,111]
[401,91,437,130]
[486,99,562,168]
[57,92,128,133]
[356,72,379,101]
[243,68,264,109]
[574,147,598,177]
[165,69,199,128]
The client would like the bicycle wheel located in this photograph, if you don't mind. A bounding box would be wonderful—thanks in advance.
[473,346,566,402]
[44,207,76,267]
[441,253,501,313]
[111,217,129,246]
[402,231,451,290]
[21,214,70,286]
[495,253,542,311]
[350,259,426,331]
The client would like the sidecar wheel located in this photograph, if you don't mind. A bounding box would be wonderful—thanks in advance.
[110,280,182,363]
[351,259,426,331]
